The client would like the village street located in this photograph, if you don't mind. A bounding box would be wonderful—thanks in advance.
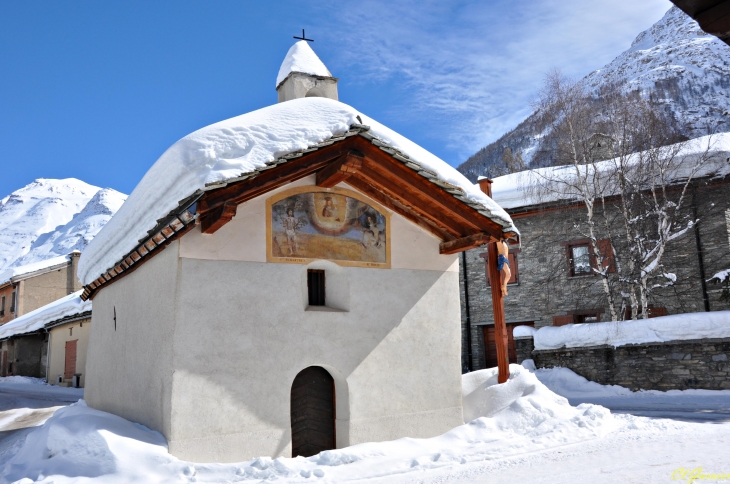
[1,368,729,483]
[0,378,83,459]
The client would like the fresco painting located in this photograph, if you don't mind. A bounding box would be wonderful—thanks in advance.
[270,191,387,265]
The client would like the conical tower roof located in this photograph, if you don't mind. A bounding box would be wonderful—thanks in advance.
[276,41,333,88]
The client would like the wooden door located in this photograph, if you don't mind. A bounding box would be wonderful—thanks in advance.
[482,322,534,368]
[290,366,335,457]
[64,340,78,379]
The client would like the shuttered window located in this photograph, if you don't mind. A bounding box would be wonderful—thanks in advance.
[564,239,615,277]
[9,291,15,313]
[64,340,78,379]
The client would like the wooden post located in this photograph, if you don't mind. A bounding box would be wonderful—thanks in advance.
[486,241,510,383]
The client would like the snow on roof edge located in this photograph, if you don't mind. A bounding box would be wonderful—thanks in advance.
[0,254,71,287]
[487,133,730,210]
[78,98,518,287]
[0,290,91,340]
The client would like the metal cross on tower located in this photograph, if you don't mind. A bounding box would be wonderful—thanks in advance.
[293,29,314,42]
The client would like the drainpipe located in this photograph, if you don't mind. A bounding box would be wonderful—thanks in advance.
[462,251,473,372]
[692,187,711,312]
[44,328,51,384]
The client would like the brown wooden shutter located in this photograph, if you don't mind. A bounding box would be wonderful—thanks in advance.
[596,239,616,273]
[64,340,77,379]
[552,315,574,326]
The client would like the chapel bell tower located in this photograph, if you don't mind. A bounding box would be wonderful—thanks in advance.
[276,34,339,103]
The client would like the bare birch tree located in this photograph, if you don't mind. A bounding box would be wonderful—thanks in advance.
[527,71,713,320]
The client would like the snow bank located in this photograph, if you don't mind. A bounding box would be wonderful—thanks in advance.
[79,97,517,286]
[490,133,730,210]
[0,290,90,340]
[0,366,689,483]
[0,254,69,286]
[512,325,536,338]
[532,311,730,350]
[276,40,333,87]
[0,376,47,385]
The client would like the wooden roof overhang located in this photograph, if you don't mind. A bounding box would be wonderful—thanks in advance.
[670,0,730,46]
[81,124,515,300]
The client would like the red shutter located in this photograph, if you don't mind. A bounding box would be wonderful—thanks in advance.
[553,315,574,326]
[64,340,77,379]
[595,239,616,273]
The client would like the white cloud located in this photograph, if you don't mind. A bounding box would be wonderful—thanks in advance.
[316,0,672,161]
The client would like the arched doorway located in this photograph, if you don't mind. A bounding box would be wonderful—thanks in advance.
[290,366,335,457]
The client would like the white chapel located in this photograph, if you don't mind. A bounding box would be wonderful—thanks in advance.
[79,40,517,463]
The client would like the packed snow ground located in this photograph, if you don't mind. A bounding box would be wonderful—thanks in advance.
[1,365,729,483]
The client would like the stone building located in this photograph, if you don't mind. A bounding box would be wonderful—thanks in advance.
[461,138,730,371]
[0,251,83,326]
[0,290,90,381]
[78,41,517,463]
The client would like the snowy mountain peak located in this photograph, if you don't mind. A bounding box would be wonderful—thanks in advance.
[458,7,730,181]
[0,179,126,272]
[583,6,729,136]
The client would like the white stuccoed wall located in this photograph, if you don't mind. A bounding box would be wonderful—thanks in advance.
[85,176,463,463]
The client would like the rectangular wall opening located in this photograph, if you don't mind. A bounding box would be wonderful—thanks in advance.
[307,270,326,306]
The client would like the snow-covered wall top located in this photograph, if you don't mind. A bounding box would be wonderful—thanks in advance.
[78,97,517,286]
[488,133,730,210]
[519,311,730,350]
[276,41,333,88]
[0,290,90,340]
[0,254,69,286]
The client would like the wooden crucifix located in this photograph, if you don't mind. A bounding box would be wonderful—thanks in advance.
[481,240,510,383]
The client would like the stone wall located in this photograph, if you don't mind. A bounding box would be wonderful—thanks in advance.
[515,335,730,391]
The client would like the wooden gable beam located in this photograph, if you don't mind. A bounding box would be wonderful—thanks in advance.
[439,232,495,254]
[353,164,472,237]
[351,136,504,239]
[316,150,364,188]
[201,201,237,234]
[344,177,456,240]
[199,138,360,231]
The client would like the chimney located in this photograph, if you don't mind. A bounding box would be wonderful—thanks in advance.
[477,176,493,198]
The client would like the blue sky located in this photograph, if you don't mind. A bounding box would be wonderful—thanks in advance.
[0,0,672,197]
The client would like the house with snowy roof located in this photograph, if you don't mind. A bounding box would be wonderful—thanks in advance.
[0,251,83,327]
[78,40,518,463]
[0,290,90,383]
[460,135,730,372]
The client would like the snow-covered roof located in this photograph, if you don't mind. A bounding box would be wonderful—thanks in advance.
[0,254,70,287]
[79,97,517,286]
[489,133,730,210]
[520,310,730,350]
[276,41,333,88]
[0,290,91,340]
